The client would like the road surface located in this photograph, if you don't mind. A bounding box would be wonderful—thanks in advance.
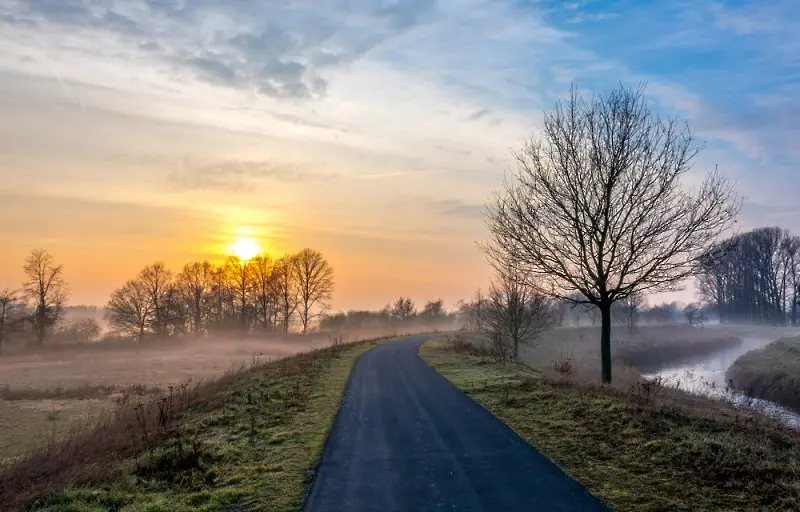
[303,335,610,512]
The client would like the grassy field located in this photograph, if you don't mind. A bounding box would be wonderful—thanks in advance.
[421,335,800,511]
[0,336,335,464]
[0,336,387,511]
[727,335,800,411]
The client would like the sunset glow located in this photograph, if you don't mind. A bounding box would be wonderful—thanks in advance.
[0,0,795,311]
[229,237,262,262]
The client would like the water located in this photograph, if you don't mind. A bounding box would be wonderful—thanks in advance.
[643,336,800,428]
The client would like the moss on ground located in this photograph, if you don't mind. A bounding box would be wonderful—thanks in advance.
[4,339,382,512]
[421,336,800,512]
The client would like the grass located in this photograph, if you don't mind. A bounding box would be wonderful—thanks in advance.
[727,336,800,411]
[421,334,800,512]
[0,399,116,464]
[0,336,387,511]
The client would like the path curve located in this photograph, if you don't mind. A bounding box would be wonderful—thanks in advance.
[304,335,610,512]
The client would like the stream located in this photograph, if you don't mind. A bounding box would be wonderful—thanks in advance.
[642,336,800,428]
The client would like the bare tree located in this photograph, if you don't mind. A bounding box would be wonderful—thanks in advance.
[226,256,254,333]
[272,255,299,335]
[292,248,335,334]
[391,297,416,321]
[420,299,446,323]
[613,291,645,332]
[250,255,277,331]
[138,263,173,338]
[459,289,488,332]
[23,249,68,346]
[483,84,739,383]
[106,279,153,343]
[483,263,555,361]
[683,302,707,328]
[176,261,214,336]
[0,289,24,355]
[698,227,799,325]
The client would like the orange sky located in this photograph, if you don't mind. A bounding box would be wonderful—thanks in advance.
[2,1,791,312]
[0,74,497,310]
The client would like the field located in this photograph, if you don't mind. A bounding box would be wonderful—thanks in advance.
[0,336,389,511]
[421,335,800,511]
[727,335,800,411]
[0,335,335,464]
[2,323,791,465]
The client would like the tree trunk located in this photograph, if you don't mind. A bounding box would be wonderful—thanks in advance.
[600,302,612,384]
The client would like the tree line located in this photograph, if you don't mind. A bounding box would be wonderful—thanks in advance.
[698,226,800,325]
[106,248,334,341]
[0,247,336,352]
[320,296,454,332]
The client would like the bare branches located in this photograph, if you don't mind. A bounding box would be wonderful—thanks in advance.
[292,249,335,335]
[698,227,800,325]
[483,84,739,382]
[106,279,153,343]
[0,289,25,354]
[22,249,68,346]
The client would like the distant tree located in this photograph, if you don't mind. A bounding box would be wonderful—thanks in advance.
[483,262,555,361]
[138,263,173,338]
[106,279,153,343]
[457,290,488,332]
[483,84,738,383]
[250,255,277,331]
[698,227,798,325]
[272,255,300,335]
[613,292,646,332]
[53,317,102,343]
[785,236,800,326]
[420,299,446,323]
[683,302,707,328]
[292,249,335,334]
[0,289,24,355]
[641,301,679,324]
[391,297,416,321]
[23,249,69,346]
[226,256,254,332]
[176,261,214,336]
[162,283,187,336]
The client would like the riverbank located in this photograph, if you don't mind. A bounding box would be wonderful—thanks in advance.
[466,325,750,383]
[422,335,800,511]
[727,336,800,412]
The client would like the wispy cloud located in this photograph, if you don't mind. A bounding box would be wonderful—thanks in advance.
[0,0,798,306]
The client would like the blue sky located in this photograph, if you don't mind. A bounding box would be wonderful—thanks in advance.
[0,0,797,308]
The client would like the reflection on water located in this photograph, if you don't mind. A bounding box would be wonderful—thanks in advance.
[643,337,800,428]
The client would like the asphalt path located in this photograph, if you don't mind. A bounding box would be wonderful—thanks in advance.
[303,335,610,512]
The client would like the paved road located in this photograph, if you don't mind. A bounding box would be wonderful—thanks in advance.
[303,336,610,512]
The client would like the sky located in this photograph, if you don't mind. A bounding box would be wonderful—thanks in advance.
[0,0,798,311]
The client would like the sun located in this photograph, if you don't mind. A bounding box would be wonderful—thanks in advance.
[228,237,262,261]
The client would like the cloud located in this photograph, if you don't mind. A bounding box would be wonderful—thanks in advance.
[166,159,337,192]
[426,199,485,220]
[2,0,437,101]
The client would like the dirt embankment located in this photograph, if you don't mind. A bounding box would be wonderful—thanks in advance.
[727,336,800,411]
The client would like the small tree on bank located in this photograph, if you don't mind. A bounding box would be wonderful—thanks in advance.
[483,262,555,361]
[483,84,739,383]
